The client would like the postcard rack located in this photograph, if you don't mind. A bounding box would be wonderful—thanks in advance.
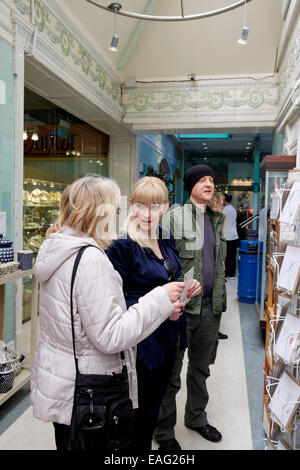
[262,179,300,450]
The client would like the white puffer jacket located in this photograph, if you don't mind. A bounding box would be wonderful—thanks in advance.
[30,226,173,425]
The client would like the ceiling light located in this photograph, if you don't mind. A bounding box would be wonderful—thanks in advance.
[23,130,28,140]
[31,132,39,141]
[178,134,232,140]
[237,0,249,45]
[238,27,249,45]
[108,3,121,52]
[87,0,254,22]
[109,34,119,52]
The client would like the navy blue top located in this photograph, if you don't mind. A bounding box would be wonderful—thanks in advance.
[107,228,186,370]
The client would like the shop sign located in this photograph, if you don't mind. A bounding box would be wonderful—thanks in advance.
[24,132,79,157]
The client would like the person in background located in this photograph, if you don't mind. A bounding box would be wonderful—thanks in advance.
[154,164,227,450]
[209,192,223,213]
[31,175,186,451]
[208,192,228,341]
[107,176,201,452]
[236,204,247,243]
[222,192,239,280]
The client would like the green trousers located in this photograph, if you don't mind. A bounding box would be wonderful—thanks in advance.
[154,300,221,442]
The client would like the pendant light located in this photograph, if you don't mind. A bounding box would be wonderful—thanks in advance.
[238,0,249,44]
[108,3,121,52]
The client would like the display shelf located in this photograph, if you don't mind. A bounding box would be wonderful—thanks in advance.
[0,368,31,406]
[0,269,38,406]
[261,174,300,450]
[0,269,33,285]
[257,157,295,327]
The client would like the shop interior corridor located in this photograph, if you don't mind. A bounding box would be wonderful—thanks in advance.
[0,277,266,451]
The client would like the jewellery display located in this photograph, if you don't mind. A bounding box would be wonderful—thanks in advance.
[23,178,66,255]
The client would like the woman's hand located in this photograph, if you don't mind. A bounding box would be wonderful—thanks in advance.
[162,282,185,303]
[169,301,186,321]
[187,280,201,299]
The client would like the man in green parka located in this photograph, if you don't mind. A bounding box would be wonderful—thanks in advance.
[154,164,227,450]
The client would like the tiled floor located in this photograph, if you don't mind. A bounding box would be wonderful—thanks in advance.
[0,278,266,450]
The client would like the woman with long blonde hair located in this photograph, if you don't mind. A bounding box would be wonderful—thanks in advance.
[107,176,201,452]
[31,175,185,451]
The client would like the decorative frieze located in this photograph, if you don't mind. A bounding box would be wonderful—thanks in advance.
[5,0,122,106]
[278,22,300,106]
[122,78,278,129]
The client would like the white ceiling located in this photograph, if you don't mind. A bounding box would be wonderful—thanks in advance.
[26,0,284,155]
[61,0,283,81]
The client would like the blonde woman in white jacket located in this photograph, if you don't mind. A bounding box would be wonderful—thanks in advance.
[30,175,185,450]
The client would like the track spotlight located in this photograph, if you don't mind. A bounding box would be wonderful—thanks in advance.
[237,0,249,45]
[238,26,249,45]
[109,34,119,52]
[108,3,121,52]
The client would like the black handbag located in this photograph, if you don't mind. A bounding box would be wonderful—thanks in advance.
[68,246,134,451]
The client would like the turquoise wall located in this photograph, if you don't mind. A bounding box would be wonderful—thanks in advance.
[0,38,15,343]
[272,132,284,155]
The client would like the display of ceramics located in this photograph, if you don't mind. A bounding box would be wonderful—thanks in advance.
[0,234,14,263]
[17,250,33,270]
[0,262,20,276]
[0,346,25,377]
[0,364,14,393]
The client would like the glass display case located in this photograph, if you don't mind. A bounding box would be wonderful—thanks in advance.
[23,177,65,253]
[256,155,296,328]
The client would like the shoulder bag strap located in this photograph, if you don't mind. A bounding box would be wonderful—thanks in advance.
[70,245,126,374]
[70,246,90,375]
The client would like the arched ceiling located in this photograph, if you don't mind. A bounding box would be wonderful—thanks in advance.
[60,0,283,81]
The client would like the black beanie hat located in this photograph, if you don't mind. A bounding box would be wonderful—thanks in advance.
[183,164,215,194]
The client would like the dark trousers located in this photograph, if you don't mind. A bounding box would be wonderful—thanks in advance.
[53,422,71,451]
[154,301,221,442]
[127,350,176,453]
[225,239,238,277]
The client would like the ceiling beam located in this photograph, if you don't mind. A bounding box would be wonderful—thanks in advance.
[117,0,158,71]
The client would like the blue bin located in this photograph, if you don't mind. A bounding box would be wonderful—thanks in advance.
[238,240,263,304]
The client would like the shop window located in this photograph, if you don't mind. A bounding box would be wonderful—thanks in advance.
[22,88,109,321]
